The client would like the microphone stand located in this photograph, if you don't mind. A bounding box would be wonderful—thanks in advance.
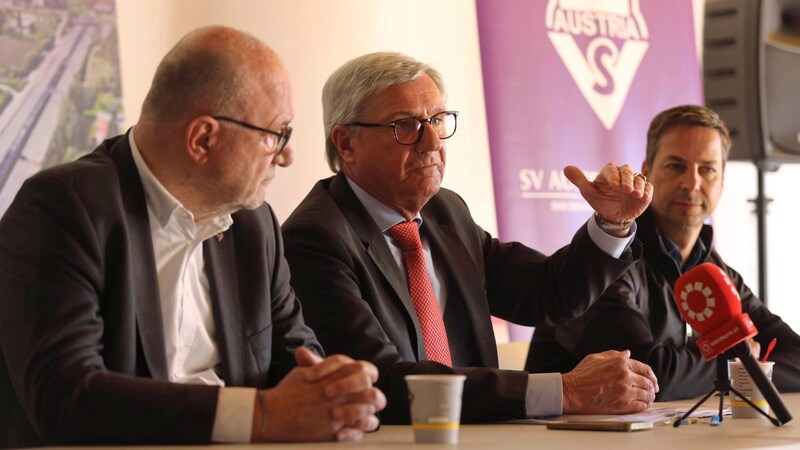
[673,356,781,427]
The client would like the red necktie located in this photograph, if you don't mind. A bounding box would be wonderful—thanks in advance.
[388,221,452,366]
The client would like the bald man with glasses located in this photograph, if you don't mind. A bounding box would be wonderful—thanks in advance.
[282,51,659,424]
[0,26,384,448]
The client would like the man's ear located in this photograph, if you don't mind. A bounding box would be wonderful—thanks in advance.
[185,116,219,164]
[331,124,355,164]
[641,161,649,178]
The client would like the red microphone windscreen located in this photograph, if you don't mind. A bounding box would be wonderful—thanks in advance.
[674,262,756,360]
[674,262,741,334]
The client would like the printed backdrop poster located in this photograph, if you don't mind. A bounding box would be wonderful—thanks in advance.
[0,0,123,217]
[476,0,702,340]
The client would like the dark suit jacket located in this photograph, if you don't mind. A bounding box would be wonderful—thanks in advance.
[527,208,800,400]
[0,133,321,448]
[281,173,640,423]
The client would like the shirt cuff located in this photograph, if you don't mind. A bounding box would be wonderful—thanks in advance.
[211,387,257,443]
[524,372,563,417]
[586,216,637,259]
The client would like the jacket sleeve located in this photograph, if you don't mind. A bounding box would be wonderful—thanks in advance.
[551,269,720,401]
[0,174,219,446]
[727,264,800,392]
[481,222,642,327]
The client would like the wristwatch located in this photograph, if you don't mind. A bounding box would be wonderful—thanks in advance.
[594,212,633,232]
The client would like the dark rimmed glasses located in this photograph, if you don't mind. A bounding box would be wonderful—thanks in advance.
[214,115,292,155]
[347,111,459,145]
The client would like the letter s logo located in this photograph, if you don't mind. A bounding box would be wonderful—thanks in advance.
[588,37,617,95]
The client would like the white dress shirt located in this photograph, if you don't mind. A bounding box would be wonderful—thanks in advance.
[129,131,255,442]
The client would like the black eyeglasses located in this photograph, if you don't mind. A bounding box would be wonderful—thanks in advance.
[213,115,292,155]
[347,111,459,145]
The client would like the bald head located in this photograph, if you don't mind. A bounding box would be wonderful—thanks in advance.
[140,26,284,121]
[133,26,294,222]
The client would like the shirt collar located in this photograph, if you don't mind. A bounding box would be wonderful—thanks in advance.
[129,130,232,236]
[345,176,422,232]
[659,230,708,272]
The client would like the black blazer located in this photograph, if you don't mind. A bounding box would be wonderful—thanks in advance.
[0,133,321,448]
[527,208,800,400]
[282,173,640,423]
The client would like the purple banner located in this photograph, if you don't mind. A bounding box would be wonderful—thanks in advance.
[476,0,702,340]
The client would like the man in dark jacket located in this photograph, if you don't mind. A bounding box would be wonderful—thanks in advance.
[0,26,383,448]
[282,51,659,425]
[528,105,800,400]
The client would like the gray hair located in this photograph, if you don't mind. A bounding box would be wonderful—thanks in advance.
[322,52,447,172]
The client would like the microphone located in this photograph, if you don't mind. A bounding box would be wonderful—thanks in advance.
[674,263,792,425]
[674,262,756,360]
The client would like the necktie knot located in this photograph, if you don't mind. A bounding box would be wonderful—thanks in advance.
[388,221,422,251]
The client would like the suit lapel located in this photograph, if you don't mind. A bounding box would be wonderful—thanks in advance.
[328,175,426,358]
[108,133,169,380]
[204,237,245,386]
[422,211,499,367]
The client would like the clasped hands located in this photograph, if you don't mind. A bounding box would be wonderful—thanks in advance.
[564,163,653,237]
[252,347,386,442]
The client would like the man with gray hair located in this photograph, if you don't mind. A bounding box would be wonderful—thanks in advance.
[0,26,384,447]
[527,104,800,400]
[282,51,659,423]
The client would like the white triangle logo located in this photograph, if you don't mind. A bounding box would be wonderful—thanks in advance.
[545,0,650,130]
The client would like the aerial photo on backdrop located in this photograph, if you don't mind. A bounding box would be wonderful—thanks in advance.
[0,0,123,216]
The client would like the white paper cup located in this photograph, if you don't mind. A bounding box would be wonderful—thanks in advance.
[405,374,466,444]
[729,358,775,418]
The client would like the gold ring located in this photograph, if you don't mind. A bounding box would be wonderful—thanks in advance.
[635,173,647,182]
